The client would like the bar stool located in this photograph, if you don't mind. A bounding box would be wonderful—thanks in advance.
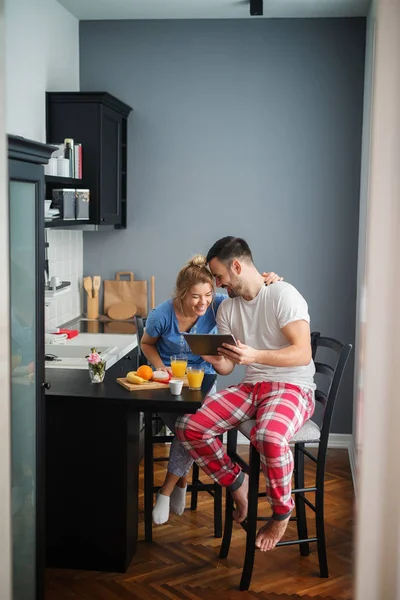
[219,332,352,590]
[135,316,223,542]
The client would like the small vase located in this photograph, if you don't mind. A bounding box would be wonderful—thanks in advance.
[88,361,106,383]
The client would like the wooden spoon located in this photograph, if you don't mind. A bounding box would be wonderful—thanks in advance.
[93,276,101,297]
[83,276,93,297]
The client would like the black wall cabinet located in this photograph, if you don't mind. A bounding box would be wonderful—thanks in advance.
[46,92,133,229]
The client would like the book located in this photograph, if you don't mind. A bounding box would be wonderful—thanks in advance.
[74,143,82,179]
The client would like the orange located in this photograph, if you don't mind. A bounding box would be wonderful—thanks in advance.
[136,365,153,381]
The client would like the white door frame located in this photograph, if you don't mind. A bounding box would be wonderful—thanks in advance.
[0,0,12,598]
[355,0,400,598]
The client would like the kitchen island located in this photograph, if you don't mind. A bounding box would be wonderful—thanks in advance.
[45,349,216,573]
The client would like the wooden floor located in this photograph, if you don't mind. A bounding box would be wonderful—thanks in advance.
[45,446,354,600]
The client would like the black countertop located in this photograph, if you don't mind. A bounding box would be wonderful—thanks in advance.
[45,358,216,413]
[60,316,137,335]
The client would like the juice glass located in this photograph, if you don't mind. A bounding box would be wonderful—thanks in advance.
[187,366,205,390]
[170,354,188,379]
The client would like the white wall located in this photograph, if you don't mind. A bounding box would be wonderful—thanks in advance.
[46,229,83,330]
[5,0,79,142]
[5,0,83,328]
[0,0,12,596]
[355,0,400,596]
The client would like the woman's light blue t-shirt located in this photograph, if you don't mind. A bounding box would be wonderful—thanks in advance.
[144,293,226,374]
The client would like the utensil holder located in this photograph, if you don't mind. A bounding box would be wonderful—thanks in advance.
[87,295,99,320]
[87,321,99,333]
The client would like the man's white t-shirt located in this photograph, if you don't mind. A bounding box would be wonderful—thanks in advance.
[216,281,316,390]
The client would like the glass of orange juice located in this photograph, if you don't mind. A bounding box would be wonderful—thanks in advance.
[170,354,188,379]
[187,366,205,390]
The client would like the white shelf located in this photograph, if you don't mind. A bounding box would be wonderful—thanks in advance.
[45,281,71,306]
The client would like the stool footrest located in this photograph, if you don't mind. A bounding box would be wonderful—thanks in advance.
[276,537,318,547]
[152,436,174,444]
[152,483,217,496]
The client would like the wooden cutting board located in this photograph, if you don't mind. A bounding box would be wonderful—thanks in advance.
[117,376,189,391]
[108,301,137,321]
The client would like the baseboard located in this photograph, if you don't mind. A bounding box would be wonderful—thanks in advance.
[348,439,357,495]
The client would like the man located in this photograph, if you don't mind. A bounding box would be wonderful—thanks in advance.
[175,236,315,551]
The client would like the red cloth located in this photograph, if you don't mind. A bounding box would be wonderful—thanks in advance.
[56,329,79,339]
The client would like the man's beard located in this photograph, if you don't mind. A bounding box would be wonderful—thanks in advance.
[225,275,242,298]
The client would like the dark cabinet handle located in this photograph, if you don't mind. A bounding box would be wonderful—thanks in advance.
[42,382,51,390]
[124,355,131,361]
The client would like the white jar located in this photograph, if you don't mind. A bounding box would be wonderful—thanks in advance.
[57,158,70,177]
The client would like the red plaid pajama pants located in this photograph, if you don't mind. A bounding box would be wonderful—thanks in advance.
[175,381,315,517]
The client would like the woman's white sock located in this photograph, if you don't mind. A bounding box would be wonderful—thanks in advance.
[152,492,170,525]
[170,485,187,516]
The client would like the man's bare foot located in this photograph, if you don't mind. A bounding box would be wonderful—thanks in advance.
[255,515,290,551]
[231,473,249,523]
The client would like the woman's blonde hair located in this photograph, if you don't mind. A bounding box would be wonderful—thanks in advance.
[174,254,215,315]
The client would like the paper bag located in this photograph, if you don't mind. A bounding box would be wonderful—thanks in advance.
[104,272,148,317]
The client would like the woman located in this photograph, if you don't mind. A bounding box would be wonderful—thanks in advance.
[141,255,281,525]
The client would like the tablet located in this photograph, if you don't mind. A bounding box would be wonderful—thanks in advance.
[182,333,237,356]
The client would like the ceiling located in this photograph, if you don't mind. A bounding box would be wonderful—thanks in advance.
[56,0,370,20]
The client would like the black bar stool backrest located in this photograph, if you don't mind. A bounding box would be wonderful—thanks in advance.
[135,315,148,367]
[312,332,352,459]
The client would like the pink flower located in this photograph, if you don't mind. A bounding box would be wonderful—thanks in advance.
[87,352,102,364]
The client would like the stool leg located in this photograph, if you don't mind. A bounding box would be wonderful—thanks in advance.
[190,462,199,511]
[239,445,260,592]
[144,412,154,542]
[219,488,234,558]
[213,483,222,538]
[316,458,329,577]
[294,443,310,556]
[220,429,238,556]
[212,434,224,538]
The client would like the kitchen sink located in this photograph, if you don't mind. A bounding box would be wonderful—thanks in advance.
[44,331,137,371]
[45,344,118,370]
[45,344,114,358]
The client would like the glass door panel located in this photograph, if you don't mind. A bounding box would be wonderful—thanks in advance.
[9,180,37,600]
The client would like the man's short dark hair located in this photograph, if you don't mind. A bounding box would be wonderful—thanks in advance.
[206,236,253,265]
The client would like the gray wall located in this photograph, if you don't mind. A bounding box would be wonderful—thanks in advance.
[80,18,365,434]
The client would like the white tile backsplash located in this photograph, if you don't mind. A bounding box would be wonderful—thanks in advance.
[45,229,83,331]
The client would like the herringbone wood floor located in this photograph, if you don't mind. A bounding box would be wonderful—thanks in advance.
[45,446,354,600]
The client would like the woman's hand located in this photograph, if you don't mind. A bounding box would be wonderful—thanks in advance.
[155,365,173,375]
[262,271,283,285]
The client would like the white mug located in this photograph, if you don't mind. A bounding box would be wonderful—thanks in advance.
[50,276,61,290]
[170,379,184,395]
